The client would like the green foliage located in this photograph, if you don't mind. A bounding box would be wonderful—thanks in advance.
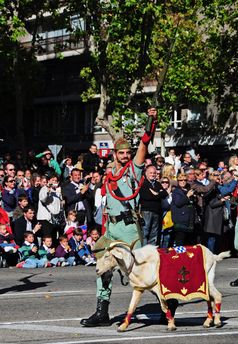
[1,0,237,142]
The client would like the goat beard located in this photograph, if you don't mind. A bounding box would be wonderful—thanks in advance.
[101,270,113,289]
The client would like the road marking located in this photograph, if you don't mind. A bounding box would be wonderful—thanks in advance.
[0,290,88,298]
[4,330,238,344]
[0,309,237,325]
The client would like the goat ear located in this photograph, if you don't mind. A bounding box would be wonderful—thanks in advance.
[111,247,124,260]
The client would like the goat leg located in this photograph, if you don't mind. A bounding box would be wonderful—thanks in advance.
[117,288,144,332]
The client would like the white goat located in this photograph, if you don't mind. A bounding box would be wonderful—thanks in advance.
[95,242,230,332]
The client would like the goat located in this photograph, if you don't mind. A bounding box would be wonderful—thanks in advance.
[95,242,230,332]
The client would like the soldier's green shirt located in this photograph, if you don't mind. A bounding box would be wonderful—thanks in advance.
[106,158,144,216]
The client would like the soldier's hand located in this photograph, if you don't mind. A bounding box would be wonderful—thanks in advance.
[147,108,157,119]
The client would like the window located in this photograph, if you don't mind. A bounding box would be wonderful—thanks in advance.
[171,109,182,129]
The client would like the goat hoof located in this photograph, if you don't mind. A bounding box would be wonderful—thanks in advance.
[214,321,222,328]
[117,323,128,332]
[203,318,213,328]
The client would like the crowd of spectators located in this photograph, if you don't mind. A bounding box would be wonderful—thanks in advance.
[0,143,238,272]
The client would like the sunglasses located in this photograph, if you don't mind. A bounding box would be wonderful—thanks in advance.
[8,169,15,171]
[161,181,169,184]
[213,174,220,177]
[178,179,187,182]
[8,180,15,183]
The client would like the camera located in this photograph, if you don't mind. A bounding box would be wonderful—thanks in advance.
[122,210,134,226]
[85,177,92,184]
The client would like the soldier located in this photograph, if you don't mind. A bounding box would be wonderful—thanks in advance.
[80,108,158,327]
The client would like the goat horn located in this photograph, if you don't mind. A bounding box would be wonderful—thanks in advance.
[130,239,140,251]
[108,241,130,251]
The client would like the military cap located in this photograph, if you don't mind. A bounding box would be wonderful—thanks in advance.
[114,137,131,151]
[93,236,113,259]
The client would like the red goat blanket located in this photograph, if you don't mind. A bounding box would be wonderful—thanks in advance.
[158,245,209,301]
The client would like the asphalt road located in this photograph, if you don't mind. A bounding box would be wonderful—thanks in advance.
[0,256,238,344]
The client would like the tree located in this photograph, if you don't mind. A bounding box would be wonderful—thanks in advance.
[64,0,223,146]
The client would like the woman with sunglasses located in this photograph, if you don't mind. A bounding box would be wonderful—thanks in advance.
[1,175,18,222]
[171,173,196,246]
[160,177,174,248]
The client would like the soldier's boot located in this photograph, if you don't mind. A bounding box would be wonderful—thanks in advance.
[80,299,110,327]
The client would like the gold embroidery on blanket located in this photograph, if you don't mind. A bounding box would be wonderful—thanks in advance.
[181,287,188,295]
[162,284,171,294]
[197,282,205,293]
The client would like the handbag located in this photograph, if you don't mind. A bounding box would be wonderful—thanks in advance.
[162,211,174,230]
[51,210,66,227]
[93,204,103,225]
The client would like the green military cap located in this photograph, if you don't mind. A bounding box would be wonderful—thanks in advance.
[93,236,113,259]
[114,137,131,151]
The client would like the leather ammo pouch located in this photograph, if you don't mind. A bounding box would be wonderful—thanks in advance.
[112,187,135,226]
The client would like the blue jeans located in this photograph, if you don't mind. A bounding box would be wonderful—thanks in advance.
[58,256,75,266]
[142,211,161,246]
[23,258,46,268]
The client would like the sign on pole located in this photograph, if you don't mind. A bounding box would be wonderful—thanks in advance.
[48,145,62,160]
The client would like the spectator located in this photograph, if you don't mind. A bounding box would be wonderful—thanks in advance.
[181,153,195,173]
[74,153,84,171]
[165,148,181,175]
[171,173,196,246]
[82,144,101,173]
[69,228,95,265]
[0,223,18,267]
[25,150,38,172]
[36,149,61,176]
[154,155,165,171]
[186,141,200,163]
[139,165,168,246]
[60,156,74,181]
[160,177,174,248]
[31,174,42,212]
[16,170,25,187]
[38,235,59,267]
[4,163,16,178]
[161,163,177,183]
[86,228,100,252]
[55,234,75,266]
[0,223,18,253]
[1,175,18,220]
[202,173,229,254]
[13,206,41,247]
[12,195,29,221]
[63,168,91,225]
[16,231,46,268]
[229,155,238,172]
[37,174,65,244]
[64,210,78,239]
[185,168,196,184]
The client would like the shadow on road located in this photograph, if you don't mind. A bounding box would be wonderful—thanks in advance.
[0,273,52,294]
[110,302,234,331]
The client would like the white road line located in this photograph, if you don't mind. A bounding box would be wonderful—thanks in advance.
[18,331,238,344]
[0,309,237,325]
[0,290,87,298]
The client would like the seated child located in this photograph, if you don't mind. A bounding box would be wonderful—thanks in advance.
[0,223,18,253]
[12,195,29,221]
[0,223,19,267]
[86,228,100,253]
[38,235,59,267]
[64,210,78,240]
[16,231,47,268]
[69,228,96,266]
[55,234,75,266]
